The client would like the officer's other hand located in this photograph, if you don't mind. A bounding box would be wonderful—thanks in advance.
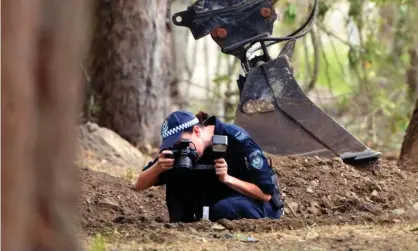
[157,150,174,172]
[214,158,229,183]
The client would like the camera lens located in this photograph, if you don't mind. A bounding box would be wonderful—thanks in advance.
[176,155,193,169]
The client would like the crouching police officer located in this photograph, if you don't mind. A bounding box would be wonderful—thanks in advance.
[134,110,284,223]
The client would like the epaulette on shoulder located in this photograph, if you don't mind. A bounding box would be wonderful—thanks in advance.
[224,123,249,143]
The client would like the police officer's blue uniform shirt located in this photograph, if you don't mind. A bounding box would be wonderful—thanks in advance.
[143,116,278,204]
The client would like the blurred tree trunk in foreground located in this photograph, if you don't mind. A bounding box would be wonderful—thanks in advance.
[90,0,173,150]
[2,0,92,250]
[399,99,418,170]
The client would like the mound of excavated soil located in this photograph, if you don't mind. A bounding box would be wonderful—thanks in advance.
[270,156,418,224]
[76,122,153,177]
[79,156,418,235]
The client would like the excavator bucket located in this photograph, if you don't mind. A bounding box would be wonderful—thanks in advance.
[234,41,381,162]
[171,0,382,163]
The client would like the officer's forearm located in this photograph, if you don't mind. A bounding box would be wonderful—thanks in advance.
[134,163,163,191]
[224,176,272,202]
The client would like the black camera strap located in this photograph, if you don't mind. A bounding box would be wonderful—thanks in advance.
[266,156,284,210]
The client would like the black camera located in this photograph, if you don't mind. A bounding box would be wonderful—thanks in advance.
[165,139,199,169]
[164,135,228,170]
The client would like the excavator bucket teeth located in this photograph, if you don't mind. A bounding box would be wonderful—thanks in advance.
[234,54,381,163]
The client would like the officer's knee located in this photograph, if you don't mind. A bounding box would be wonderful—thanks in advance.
[209,196,263,221]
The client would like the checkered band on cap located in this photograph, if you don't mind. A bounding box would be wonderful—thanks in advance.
[161,117,199,139]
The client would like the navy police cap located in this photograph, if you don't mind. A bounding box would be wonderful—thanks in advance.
[160,110,199,150]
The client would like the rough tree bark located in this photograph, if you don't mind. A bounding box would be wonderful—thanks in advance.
[399,99,418,170]
[2,0,91,250]
[90,0,173,150]
[406,48,418,101]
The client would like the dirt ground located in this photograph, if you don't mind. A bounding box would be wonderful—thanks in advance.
[79,154,418,250]
[83,223,418,251]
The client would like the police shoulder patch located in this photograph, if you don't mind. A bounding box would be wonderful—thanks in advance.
[226,124,248,142]
[249,150,263,170]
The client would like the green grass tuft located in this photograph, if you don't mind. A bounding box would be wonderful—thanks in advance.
[89,233,106,251]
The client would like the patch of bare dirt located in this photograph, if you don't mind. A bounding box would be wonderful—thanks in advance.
[83,223,418,251]
[78,167,167,235]
[79,155,418,236]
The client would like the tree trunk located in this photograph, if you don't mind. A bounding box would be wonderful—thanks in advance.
[406,48,418,101]
[2,0,91,250]
[378,2,398,49]
[90,0,173,149]
[399,99,418,171]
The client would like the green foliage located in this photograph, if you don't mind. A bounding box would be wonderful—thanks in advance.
[89,233,106,251]
[125,168,134,182]
[348,0,363,22]
[283,3,297,24]
[294,40,353,94]
[287,0,417,153]
[212,74,231,86]
[317,1,331,21]
[182,0,418,154]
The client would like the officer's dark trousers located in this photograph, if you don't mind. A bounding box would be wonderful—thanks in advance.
[209,194,283,222]
[165,171,283,222]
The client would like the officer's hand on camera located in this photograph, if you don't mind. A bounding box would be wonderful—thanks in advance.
[214,158,230,183]
[157,150,175,172]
